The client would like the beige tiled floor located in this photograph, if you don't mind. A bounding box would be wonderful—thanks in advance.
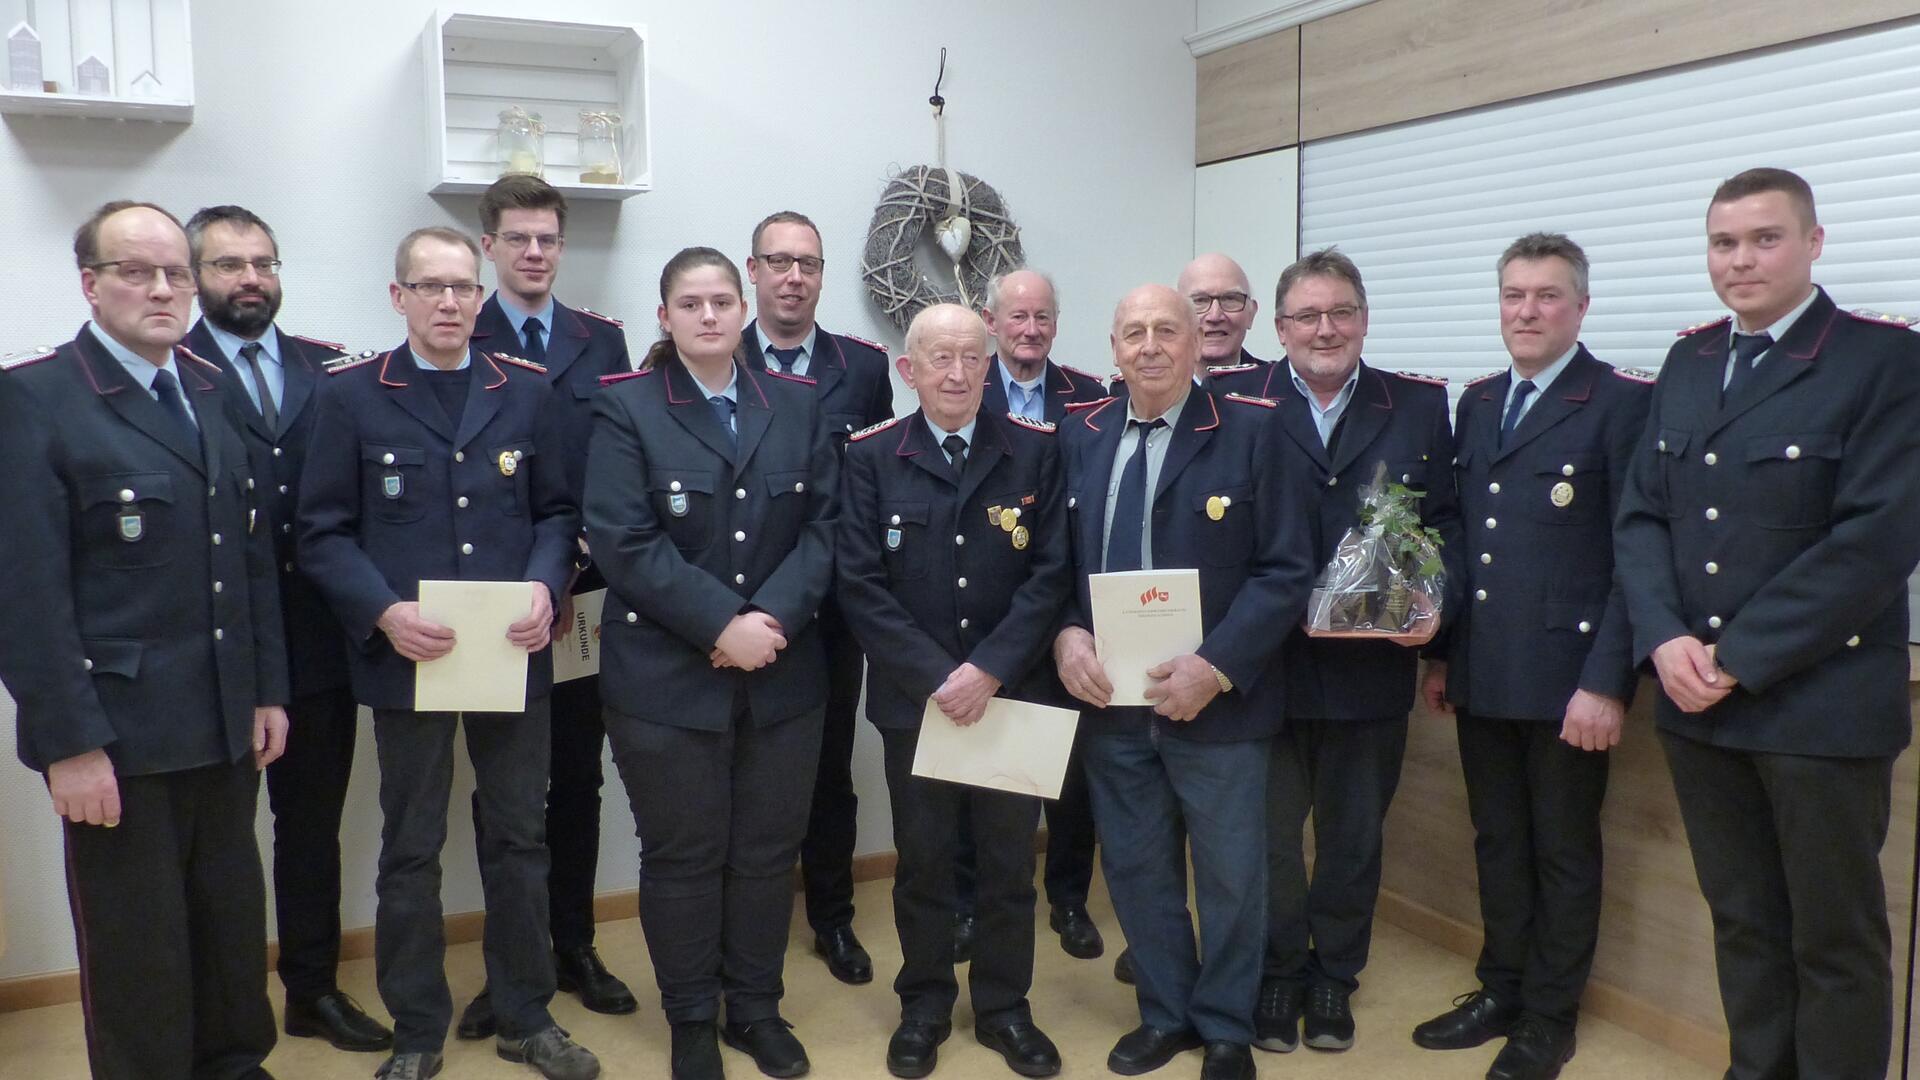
[0,875,1716,1079]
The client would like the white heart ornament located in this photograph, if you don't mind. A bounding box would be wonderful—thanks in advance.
[935,215,973,262]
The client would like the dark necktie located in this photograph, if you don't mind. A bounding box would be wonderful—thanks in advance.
[1725,331,1773,402]
[1105,419,1165,573]
[152,366,199,452]
[237,342,278,431]
[708,394,737,451]
[942,433,968,480]
[767,346,802,374]
[522,317,548,366]
[1499,379,1536,449]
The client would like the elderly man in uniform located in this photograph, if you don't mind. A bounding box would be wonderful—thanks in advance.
[1413,233,1651,1080]
[1617,167,1920,1080]
[1055,285,1316,1080]
[838,303,1072,1078]
[0,200,289,1080]
[298,226,599,1080]
[180,203,395,1055]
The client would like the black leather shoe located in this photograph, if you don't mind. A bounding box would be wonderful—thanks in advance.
[722,1017,810,1078]
[1106,1023,1202,1076]
[1200,1042,1255,1080]
[886,1018,952,1078]
[670,1020,724,1080]
[554,945,639,1015]
[1252,978,1304,1053]
[1486,1014,1576,1080]
[951,913,976,964]
[1047,903,1104,960]
[1412,989,1520,1051]
[284,991,393,1052]
[813,925,874,985]
[1303,981,1354,1050]
[455,986,496,1040]
[975,1020,1061,1077]
[1113,947,1135,985]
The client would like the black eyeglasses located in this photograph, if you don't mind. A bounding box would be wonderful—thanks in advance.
[1191,292,1250,314]
[199,257,283,278]
[399,281,485,300]
[756,252,824,276]
[90,261,196,289]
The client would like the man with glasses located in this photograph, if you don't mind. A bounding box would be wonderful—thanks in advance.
[1181,254,1281,398]
[179,204,395,1056]
[457,173,639,1039]
[298,227,600,1080]
[0,201,289,1079]
[743,209,896,987]
[1260,248,1463,1057]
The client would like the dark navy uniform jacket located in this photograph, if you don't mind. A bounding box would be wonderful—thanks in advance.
[583,357,839,731]
[185,319,350,697]
[297,344,577,711]
[1110,349,1275,402]
[744,320,894,444]
[835,410,1072,730]
[0,330,287,775]
[1443,347,1650,720]
[1616,288,1920,757]
[1275,362,1465,721]
[1059,388,1317,743]
[980,356,1109,423]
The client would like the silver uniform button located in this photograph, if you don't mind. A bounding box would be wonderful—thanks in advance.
[118,488,135,502]
[735,573,746,585]
[382,452,396,465]
[735,488,747,500]
[1708,616,1723,629]
[1703,452,1717,465]
[1485,517,1497,530]
[1847,635,1861,647]
[213,581,223,593]
[955,535,965,545]
[272,446,283,457]
[1578,620,1592,633]
[209,486,216,498]
[83,658,93,671]
[734,530,746,542]
[461,543,474,555]
[1705,507,1718,521]
[957,577,968,588]
[795,482,806,493]
[1562,464,1575,476]
[1327,476,1338,487]
[278,485,289,495]
[457,496,469,508]
[1488,482,1500,494]
[1401,473,1412,483]
[1480,553,1492,565]
[1704,561,1719,574]
[454,451,465,463]
[282,523,292,534]
[959,618,970,629]
[626,611,638,624]
[890,514,902,525]
[671,480,683,493]
[284,562,294,572]
[1657,439,1667,452]
[1068,497,1077,509]
[214,628,224,641]
[1475,589,1488,601]
[212,533,222,545]
[1786,445,1802,459]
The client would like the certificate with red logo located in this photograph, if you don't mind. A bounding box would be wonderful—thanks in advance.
[1088,569,1204,707]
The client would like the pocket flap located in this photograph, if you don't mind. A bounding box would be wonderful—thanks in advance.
[648,469,716,494]
[1744,432,1842,463]
[1535,452,1603,475]
[78,472,174,508]
[1654,429,1690,457]
[1193,484,1252,512]
[1543,602,1602,633]
[361,444,426,466]
[81,637,143,678]
[881,500,930,525]
[765,469,811,497]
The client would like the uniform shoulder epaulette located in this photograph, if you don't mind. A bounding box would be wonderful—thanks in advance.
[1207,362,1260,375]
[599,369,651,386]
[1063,396,1114,413]
[1612,367,1657,384]
[576,306,624,328]
[1224,392,1278,408]
[1676,316,1731,337]
[290,333,346,352]
[1464,369,1504,387]
[766,369,817,386]
[0,345,57,371]
[1847,308,1917,329]
[493,352,547,374]
[1006,414,1057,434]
[1057,363,1106,384]
[839,332,888,354]
[848,417,900,442]
[174,344,221,372]
[325,349,381,374]
[1393,370,1448,386]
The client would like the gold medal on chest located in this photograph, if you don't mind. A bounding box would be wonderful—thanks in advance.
[1550,481,1574,508]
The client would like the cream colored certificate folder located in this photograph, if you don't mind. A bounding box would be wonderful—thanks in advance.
[552,589,606,683]
[911,697,1081,799]
[414,579,534,713]
[1087,568,1205,707]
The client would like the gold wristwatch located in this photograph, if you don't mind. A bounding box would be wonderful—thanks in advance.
[1210,664,1234,693]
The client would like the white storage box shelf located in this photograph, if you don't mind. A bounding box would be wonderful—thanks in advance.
[423,10,651,200]
[0,0,194,121]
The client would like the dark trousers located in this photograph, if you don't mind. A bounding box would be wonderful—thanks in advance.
[1084,716,1269,1044]
[1265,716,1407,992]
[264,685,360,1002]
[955,725,1097,912]
[63,759,276,1080]
[545,672,608,949]
[800,611,862,933]
[881,726,1040,1026]
[608,702,824,1024]
[372,704,556,1054]
[1660,729,1895,1080]
[1456,713,1609,1024]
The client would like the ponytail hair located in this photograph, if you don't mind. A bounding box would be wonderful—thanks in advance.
[642,246,747,372]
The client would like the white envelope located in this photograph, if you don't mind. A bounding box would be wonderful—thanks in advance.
[1087,568,1205,706]
[414,579,534,713]
[911,697,1081,799]
[553,589,606,683]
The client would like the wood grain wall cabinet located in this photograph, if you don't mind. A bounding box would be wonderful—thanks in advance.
[0,0,193,121]
[1195,27,1300,165]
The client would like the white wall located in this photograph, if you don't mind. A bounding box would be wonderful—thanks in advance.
[1194,147,1299,360]
[0,0,1198,981]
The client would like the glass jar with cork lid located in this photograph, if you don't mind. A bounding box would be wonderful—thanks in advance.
[497,106,546,178]
[577,110,623,184]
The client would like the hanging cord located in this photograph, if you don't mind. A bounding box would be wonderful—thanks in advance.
[926,47,974,308]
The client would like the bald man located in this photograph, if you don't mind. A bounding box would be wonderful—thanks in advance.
[1053,286,1315,1080]
[838,304,1071,1078]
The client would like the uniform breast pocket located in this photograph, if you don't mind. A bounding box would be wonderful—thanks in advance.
[362,444,428,524]
[1528,451,1605,524]
[827,412,865,445]
[77,472,176,569]
[1195,483,1255,566]
[649,468,717,551]
[1387,459,1432,493]
[487,441,535,517]
[1744,432,1841,529]
[879,500,930,580]
[1653,428,1692,517]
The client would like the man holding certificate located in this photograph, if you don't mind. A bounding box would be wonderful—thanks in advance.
[1053,284,1316,1080]
[298,226,599,1080]
[836,304,1072,1079]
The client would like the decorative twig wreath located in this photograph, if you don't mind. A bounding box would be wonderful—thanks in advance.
[861,165,1024,331]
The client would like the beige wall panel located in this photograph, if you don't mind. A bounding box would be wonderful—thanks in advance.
[1196,27,1300,164]
[1299,0,1920,142]
[1383,673,1918,1073]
